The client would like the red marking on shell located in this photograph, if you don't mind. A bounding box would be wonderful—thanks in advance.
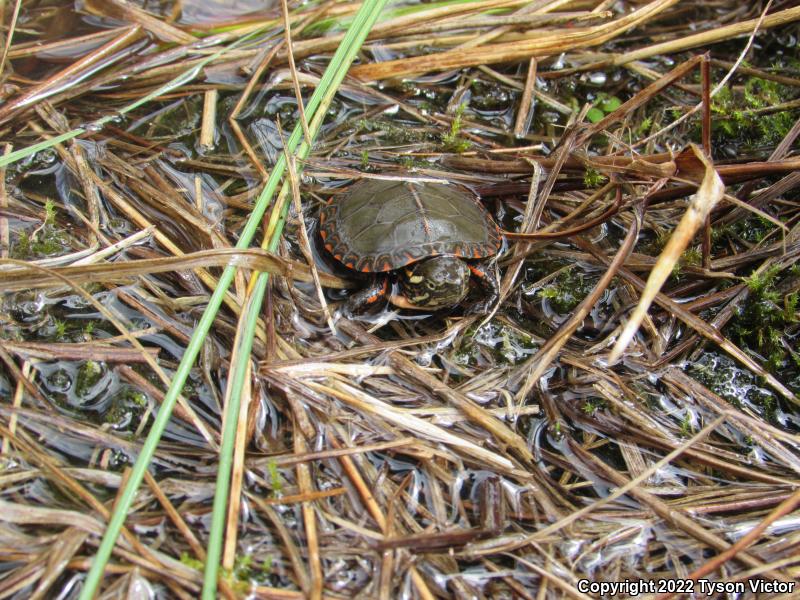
[346,261,355,269]
[324,243,333,252]
[320,229,327,239]
[472,246,482,259]
[334,254,342,261]
[491,224,502,249]
[381,261,392,271]
[362,265,371,273]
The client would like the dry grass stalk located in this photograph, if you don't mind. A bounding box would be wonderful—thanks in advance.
[610,4,800,66]
[351,0,680,81]
[609,146,724,363]
[513,58,538,138]
[199,89,218,152]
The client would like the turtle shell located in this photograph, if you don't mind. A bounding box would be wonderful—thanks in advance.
[319,179,502,273]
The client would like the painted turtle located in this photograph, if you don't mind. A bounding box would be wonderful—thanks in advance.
[319,179,502,312]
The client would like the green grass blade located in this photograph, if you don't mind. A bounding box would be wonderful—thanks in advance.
[200,3,389,596]
[201,272,269,599]
[78,1,388,597]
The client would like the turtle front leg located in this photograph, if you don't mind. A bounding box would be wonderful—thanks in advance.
[344,277,389,314]
[467,260,500,314]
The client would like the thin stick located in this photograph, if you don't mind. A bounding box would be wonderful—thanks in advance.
[284,148,337,335]
[0,0,23,78]
[229,41,284,179]
[2,360,31,455]
[143,471,206,561]
[294,423,323,600]
[701,53,712,269]
[513,57,537,139]
[0,144,10,258]
[200,89,218,151]
[282,0,312,145]
[701,54,711,157]
[608,146,724,364]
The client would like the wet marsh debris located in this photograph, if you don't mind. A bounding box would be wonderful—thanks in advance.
[1,0,800,598]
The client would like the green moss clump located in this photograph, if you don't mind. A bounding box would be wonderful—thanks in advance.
[76,360,104,397]
[441,103,471,153]
[581,398,606,415]
[397,155,429,170]
[727,265,798,372]
[711,77,797,148]
[179,552,204,571]
[267,459,283,496]
[583,167,607,188]
[53,319,69,341]
[221,553,274,592]
[11,199,71,259]
[637,115,654,136]
[536,267,596,314]
[679,412,695,436]
[671,246,702,280]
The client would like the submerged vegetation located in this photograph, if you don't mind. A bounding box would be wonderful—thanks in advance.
[0,1,799,598]
[730,264,800,373]
[712,74,798,148]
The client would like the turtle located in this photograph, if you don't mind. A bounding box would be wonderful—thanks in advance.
[319,178,503,313]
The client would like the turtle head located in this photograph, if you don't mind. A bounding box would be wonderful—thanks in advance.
[400,256,470,309]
